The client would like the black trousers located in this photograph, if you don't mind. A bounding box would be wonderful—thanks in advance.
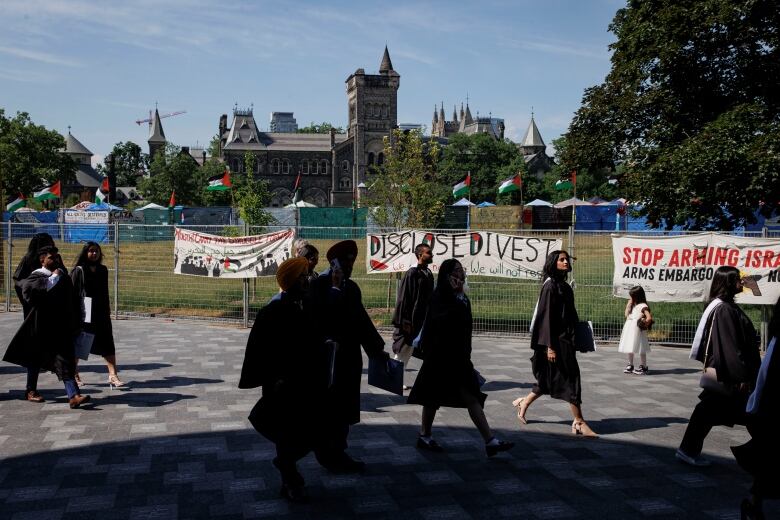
[314,420,350,464]
[679,390,748,457]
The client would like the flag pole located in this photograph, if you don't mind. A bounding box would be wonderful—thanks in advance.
[519,172,524,231]
[467,170,471,230]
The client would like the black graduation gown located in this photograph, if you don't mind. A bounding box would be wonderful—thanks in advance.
[530,277,582,405]
[4,269,80,380]
[239,293,328,447]
[408,290,486,409]
[692,302,760,424]
[13,257,35,317]
[731,336,780,498]
[308,272,385,425]
[71,264,116,356]
[391,265,434,353]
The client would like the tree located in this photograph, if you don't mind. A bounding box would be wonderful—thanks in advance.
[297,122,344,134]
[138,143,201,206]
[0,109,76,206]
[234,152,272,226]
[438,133,524,204]
[97,141,147,187]
[365,129,447,229]
[562,0,780,229]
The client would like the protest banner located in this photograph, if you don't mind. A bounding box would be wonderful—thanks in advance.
[366,230,562,279]
[612,233,780,303]
[63,210,110,224]
[174,228,295,278]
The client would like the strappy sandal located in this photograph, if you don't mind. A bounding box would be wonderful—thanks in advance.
[512,397,528,425]
[572,420,598,438]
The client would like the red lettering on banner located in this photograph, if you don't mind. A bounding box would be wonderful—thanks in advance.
[668,250,679,267]
[623,247,631,264]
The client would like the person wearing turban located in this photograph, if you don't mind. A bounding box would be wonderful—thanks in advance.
[239,257,328,503]
[308,240,387,474]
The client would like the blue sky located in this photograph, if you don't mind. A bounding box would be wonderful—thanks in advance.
[0,0,621,166]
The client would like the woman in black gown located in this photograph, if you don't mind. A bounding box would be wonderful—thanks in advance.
[71,241,125,388]
[408,259,514,456]
[511,250,598,437]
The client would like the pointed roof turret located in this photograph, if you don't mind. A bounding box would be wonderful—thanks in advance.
[379,46,393,73]
[520,114,545,149]
[463,103,474,126]
[460,103,465,121]
[452,105,459,123]
[433,106,439,123]
[64,130,93,156]
[439,102,445,122]
[148,108,166,143]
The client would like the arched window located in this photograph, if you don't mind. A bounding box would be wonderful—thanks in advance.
[382,104,388,117]
[320,160,328,174]
[342,160,349,174]
[339,177,352,190]
[377,152,384,166]
[232,158,240,173]
[367,152,375,165]
[302,160,309,175]
[282,159,291,174]
[271,159,280,174]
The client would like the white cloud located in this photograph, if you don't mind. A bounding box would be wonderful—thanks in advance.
[0,45,83,67]
[91,154,104,169]
[506,37,610,60]
[0,67,52,83]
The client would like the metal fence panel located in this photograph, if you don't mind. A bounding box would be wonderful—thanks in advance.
[0,222,770,345]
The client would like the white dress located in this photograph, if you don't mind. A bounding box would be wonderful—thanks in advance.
[618,303,650,354]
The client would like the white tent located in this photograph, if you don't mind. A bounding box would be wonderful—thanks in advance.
[134,203,166,212]
[554,197,591,208]
[524,199,553,207]
[452,198,475,206]
[69,201,93,210]
[285,200,317,208]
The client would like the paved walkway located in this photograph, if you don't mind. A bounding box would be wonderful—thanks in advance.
[0,312,776,519]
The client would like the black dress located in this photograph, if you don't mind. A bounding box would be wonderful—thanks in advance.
[71,264,116,356]
[4,269,80,380]
[530,277,582,405]
[407,290,486,409]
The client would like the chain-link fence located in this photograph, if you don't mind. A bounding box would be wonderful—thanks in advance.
[1,222,770,345]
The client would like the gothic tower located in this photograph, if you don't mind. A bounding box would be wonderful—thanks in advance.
[148,108,166,160]
[345,45,400,204]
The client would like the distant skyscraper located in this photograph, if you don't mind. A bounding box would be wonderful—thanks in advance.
[269,112,298,133]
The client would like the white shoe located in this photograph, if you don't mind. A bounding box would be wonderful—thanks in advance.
[675,448,711,467]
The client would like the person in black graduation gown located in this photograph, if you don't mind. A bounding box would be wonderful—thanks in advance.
[732,296,780,519]
[71,241,125,388]
[11,233,55,402]
[307,240,388,473]
[676,266,761,466]
[391,243,434,388]
[4,246,91,408]
[408,259,515,456]
[511,250,598,437]
[239,257,328,502]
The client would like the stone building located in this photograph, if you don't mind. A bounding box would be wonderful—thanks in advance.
[62,130,101,201]
[217,46,400,207]
[269,112,298,133]
[518,114,554,179]
[430,102,505,140]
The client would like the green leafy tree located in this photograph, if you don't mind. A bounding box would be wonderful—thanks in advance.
[439,133,523,204]
[365,129,447,229]
[297,122,344,134]
[207,134,221,158]
[97,141,147,187]
[0,109,76,205]
[562,0,780,229]
[138,143,201,206]
[234,154,272,226]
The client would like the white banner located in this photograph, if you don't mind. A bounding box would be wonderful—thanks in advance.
[366,230,562,279]
[64,210,109,224]
[174,228,295,278]
[612,233,780,304]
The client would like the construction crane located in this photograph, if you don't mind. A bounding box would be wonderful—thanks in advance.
[135,110,187,126]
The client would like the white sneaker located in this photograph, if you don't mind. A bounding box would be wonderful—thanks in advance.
[675,448,711,467]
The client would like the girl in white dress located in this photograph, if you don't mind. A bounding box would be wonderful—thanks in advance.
[618,286,653,375]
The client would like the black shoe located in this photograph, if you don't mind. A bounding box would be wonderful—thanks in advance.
[486,439,514,457]
[280,483,309,503]
[416,436,444,452]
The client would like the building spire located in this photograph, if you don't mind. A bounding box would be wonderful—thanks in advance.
[148,107,166,142]
[379,45,393,73]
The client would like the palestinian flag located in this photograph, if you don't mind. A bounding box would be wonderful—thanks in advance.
[34,181,61,201]
[207,170,232,191]
[555,179,573,191]
[498,174,521,194]
[95,177,109,203]
[6,194,26,212]
[452,174,471,198]
[169,191,176,208]
[292,173,302,202]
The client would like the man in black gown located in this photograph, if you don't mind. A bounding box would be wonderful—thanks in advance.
[308,240,387,473]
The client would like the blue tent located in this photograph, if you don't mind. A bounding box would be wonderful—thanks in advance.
[477,201,496,207]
